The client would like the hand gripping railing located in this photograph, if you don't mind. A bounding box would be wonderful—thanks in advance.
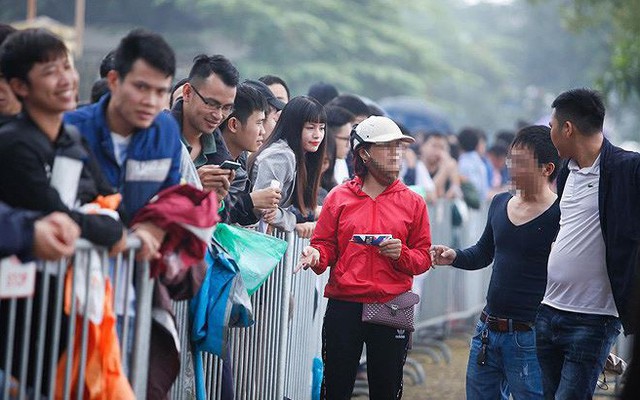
[0,237,153,400]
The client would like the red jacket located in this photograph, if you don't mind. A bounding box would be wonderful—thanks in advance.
[310,177,432,303]
[129,184,218,398]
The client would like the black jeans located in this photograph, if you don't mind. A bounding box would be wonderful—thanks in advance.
[321,299,409,400]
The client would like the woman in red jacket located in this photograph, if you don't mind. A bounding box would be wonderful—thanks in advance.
[298,116,432,399]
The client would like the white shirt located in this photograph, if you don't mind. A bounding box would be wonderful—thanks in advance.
[333,158,350,185]
[110,132,131,167]
[400,161,436,194]
[542,155,618,316]
[110,132,134,316]
[179,143,203,190]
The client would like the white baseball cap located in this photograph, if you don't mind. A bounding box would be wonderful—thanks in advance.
[351,116,415,151]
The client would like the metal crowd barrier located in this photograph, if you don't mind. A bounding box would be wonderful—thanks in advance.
[0,238,154,400]
[170,230,332,400]
[167,199,494,400]
[283,237,330,400]
[3,200,628,399]
[414,199,491,332]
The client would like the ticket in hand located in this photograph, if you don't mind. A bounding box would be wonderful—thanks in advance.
[270,179,281,190]
[351,234,393,246]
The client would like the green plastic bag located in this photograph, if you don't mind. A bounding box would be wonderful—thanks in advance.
[212,223,288,296]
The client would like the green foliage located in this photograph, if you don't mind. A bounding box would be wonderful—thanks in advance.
[172,0,449,99]
[555,0,640,99]
[1,0,636,135]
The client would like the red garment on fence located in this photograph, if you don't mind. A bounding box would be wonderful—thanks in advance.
[130,184,219,278]
[130,184,218,398]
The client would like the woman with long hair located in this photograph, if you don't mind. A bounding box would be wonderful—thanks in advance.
[248,95,326,236]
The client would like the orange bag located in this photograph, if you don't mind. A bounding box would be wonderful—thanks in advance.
[55,270,134,400]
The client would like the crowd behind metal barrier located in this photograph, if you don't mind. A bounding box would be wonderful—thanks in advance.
[167,199,492,400]
[0,238,154,399]
[2,198,633,399]
[1,198,491,400]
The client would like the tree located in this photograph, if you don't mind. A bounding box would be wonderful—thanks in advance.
[168,0,452,99]
[545,0,640,99]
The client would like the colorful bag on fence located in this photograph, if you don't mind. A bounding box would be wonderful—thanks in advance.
[189,247,253,354]
[189,246,253,400]
[56,272,134,400]
[213,223,288,296]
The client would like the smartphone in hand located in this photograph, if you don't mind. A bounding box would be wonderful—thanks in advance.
[219,160,242,171]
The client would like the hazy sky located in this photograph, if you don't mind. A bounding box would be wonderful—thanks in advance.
[463,0,513,4]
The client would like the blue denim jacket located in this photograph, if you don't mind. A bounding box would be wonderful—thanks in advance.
[556,138,640,333]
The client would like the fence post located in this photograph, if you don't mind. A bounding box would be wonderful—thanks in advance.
[130,258,154,398]
[275,231,295,400]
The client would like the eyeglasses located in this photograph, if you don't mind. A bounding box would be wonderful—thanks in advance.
[190,84,234,114]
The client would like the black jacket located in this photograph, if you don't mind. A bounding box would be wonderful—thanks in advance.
[556,138,640,333]
[0,113,124,247]
[0,113,16,128]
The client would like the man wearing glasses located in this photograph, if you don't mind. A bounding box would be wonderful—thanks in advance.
[170,54,239,203]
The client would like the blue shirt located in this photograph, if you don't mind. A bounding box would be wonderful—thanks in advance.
[453,192,560,322]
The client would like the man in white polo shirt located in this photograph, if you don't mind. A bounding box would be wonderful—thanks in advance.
[535,88,640,399]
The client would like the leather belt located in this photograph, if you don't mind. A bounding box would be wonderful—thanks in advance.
[481,311,532,332]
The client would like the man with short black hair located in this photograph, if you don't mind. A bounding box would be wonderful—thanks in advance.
[0,27,125,394]
[244,79,285,139]
[65,29,180,236]
[432,125,560,399]
[327,94,370,124]
[220,83,281,225]
[0,28,124,248]
[64,29,188,398]
[259,74,290,103]
[536,88,640,399]
[171,54,239,202]
[99,49,116,78]
[308,81,339,106]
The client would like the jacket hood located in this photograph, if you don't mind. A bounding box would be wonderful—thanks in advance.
[346,176,408,197]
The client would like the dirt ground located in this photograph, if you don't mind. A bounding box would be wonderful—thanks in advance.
[356,330,623,399]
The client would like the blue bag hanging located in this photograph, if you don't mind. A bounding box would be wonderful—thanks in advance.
[189,246,253,399]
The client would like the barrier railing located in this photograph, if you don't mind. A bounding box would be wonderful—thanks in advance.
[0,238,153,400]
[283,236,330,400]
[169,199,493,399]
[415,200,491,329]
[4,199,630,399]
[175,232,298,400]
[1,199,491,400]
